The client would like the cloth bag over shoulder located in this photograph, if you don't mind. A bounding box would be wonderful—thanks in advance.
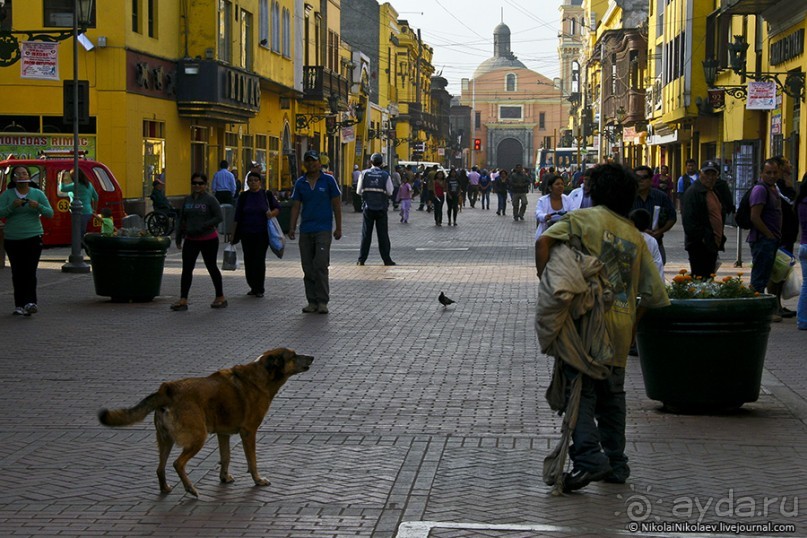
[222,243,238,270]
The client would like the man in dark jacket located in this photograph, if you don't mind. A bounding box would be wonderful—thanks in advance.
[681,160,726,278]
[509,164,531,221]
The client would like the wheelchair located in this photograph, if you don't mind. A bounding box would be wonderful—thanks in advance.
[144,209,176,237]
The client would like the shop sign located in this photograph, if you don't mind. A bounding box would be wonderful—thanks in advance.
[746,81,776,110]
[770,29,804,66]
[0,134,96,159]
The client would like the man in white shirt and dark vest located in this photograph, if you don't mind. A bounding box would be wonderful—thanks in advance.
[356,153,396,266]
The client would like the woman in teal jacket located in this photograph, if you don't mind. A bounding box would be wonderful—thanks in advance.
[0,166,54,316]
[59,168,98,235]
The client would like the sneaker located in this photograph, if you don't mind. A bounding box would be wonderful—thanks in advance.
[604,464,630,484]
[302,303,318,313]
[562,464,612,493]
[317,303,329,314]
[24,303,38,315]
[13,307,27,316]
[357,260,365,266]
[771,314,783,323]
[384,261,397,266]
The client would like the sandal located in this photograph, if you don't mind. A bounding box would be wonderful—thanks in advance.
[170,302,188,311]
[210,300,228,309]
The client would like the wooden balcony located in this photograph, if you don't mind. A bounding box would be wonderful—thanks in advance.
[302,66,349,107]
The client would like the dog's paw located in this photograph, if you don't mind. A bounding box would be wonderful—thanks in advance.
[254,477,271,487]
[184,485,199,497]
[159,485,173,495]
[220,473,234,484]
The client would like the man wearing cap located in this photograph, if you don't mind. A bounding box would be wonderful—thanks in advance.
[631,165,677,264]
[288,150,342,314]
[681,160,727,278]
[211,160,237,205]
[356,153,396,266]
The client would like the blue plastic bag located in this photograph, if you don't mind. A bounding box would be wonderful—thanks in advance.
[268,217,285,258]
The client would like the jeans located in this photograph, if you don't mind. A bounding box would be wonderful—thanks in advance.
[468,185,479,207]
[240,231,269,294]
[564,363,627,473]
[480,190,490,209]
[798,244,807,329]
[299,231,332,305]
[687,242,718,279]
[446,196,459,224]
[750,237,779,293]
[5,235,43,308]
[496,192,507,214]
[512,192,528,218]
[359,208,393,264]
[433,196,444,224]
[180,237,224,299]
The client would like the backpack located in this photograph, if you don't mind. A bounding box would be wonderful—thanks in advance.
[680,175,692,192]
[734,184,769,229]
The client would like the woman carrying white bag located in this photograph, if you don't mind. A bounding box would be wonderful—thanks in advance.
[231,171,280,298]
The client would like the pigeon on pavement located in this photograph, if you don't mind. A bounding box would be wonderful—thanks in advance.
[438,292,455,307]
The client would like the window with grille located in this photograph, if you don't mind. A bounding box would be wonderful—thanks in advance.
[44,0,96,27]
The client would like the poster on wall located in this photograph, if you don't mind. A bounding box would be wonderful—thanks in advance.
[746,81,777,110]
[20,41,59,80]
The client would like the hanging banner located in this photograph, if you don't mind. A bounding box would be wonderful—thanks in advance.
[746,81,776,110]
[20,41,60,80]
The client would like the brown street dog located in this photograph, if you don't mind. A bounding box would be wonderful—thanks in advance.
[98,348,313,497]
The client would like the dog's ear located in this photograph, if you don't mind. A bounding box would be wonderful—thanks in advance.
[261,349,285,380]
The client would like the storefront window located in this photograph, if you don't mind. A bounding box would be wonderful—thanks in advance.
[190,126,209,176]
[142,120,165,199]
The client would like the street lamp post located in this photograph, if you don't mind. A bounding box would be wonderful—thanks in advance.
[62,0,94,273]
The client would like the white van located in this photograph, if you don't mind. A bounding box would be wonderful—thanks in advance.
[396,161,447,175]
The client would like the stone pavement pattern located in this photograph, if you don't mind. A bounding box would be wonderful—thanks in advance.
[0,194,806,538]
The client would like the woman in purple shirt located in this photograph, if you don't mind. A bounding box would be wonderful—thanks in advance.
[795,176,807,330]
[231,171,280,298]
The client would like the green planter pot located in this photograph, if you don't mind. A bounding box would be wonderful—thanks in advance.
[83,233,171,302]
[636,296,777,412]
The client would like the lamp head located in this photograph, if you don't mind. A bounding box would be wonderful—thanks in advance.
[728,35,749,75]
[702,57,719,87]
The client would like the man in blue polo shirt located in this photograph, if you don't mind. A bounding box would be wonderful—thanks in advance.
[288,150,342,314]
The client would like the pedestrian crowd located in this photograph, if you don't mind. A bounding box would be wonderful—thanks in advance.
[4,150,807,504]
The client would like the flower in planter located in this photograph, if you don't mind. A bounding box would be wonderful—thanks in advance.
[667,270,759,299]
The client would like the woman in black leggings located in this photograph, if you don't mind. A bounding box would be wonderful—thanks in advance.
[171,173,227,311]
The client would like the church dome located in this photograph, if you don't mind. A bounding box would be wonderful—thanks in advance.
[473,22,528,78]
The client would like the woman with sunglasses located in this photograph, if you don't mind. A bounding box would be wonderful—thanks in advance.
[0,166,54,316]
[171,172,227,311]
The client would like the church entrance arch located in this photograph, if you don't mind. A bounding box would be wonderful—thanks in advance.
[496,138,523,171]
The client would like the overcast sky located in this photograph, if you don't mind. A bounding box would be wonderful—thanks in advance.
[393,0,565,96]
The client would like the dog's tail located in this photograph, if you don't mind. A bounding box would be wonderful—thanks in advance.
[98,389,168,427]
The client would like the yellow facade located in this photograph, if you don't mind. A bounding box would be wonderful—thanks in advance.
[1,0,449,206]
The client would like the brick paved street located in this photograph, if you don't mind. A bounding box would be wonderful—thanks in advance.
[1,193,805,537]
